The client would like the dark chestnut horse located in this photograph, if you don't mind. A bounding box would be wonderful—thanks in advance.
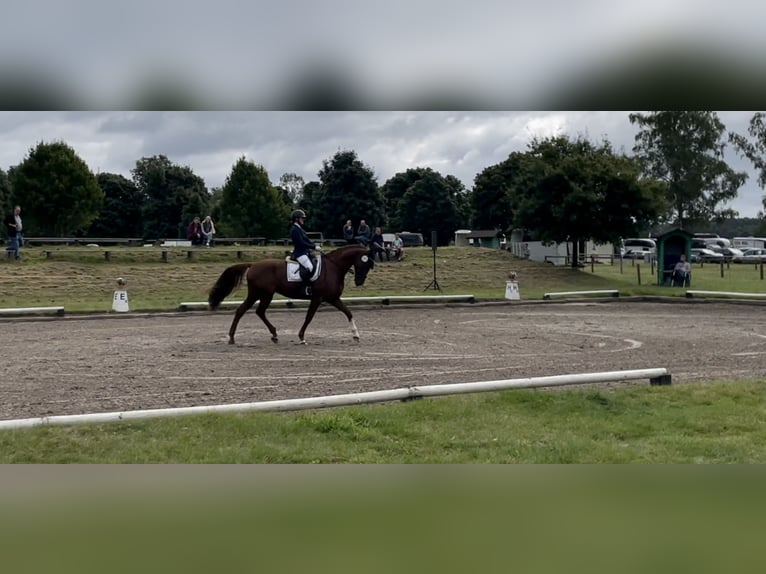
[208,245,375,345]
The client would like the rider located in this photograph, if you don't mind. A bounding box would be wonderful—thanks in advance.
[290,209,321,284]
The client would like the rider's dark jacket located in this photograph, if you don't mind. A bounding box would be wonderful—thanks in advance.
[291,222,316,258]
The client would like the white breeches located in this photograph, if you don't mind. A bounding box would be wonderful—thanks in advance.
[297,254,313,272]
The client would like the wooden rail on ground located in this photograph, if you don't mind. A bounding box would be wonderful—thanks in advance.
[178,294,476,311]
[543,290,619,300]
[685,290,766,299]
[0,306,65,316]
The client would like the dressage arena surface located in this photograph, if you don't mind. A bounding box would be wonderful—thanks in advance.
[2,300,765,421]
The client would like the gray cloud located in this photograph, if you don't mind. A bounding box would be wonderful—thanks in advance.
[0,111,762,217]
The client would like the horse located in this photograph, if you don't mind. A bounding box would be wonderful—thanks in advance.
[208,245,375,345]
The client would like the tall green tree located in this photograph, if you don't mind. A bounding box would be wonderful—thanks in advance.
[0,168,11,221]
[312,150,384,238]
[470,153,529,231]
[382,167,469,245]
[629,111,747,227]
[9,141,103,236]
[729,112,766,223]
[512,136,661,267]
[278,172,305,206]
[87,173,144,237]
[218,156,290,239]
[132,155,210,239]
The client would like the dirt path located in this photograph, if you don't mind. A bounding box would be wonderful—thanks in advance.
[1,301,763,420]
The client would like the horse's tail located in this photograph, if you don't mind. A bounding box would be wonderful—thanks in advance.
[208,263,251,310]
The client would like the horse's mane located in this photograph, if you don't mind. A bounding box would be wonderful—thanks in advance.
[326,244,368,261]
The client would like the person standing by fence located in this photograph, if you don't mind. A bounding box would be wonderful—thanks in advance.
[201,215,216,247]
[5,205,22,260]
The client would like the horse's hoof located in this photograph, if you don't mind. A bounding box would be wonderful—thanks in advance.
[271,336,279,344]
[353,336,360,342]
[228,339,235,345]
[300,339,308,345]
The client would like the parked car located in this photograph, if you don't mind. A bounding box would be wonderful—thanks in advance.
[710,246,745,262]
[690,248,725,263]
[623,247,654,260]
[732,248,766,263]
[398,232,424,247]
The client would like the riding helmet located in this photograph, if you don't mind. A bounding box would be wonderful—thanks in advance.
[291,209,307,221]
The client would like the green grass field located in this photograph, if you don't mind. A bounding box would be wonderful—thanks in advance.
[2,245,765,462]
[3,244,766,311]
[1,381,764,463]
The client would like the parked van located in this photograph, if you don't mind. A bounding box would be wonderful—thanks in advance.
[732,237,766,250]
[398,232,424,247]
[693,234,731,248]
[623,238,656,249]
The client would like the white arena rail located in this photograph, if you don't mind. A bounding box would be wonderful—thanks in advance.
[0,306,65,317]
[543,290,619,300]
[686,290,766,299]
[0,368,669,430]
[179,294,475,311]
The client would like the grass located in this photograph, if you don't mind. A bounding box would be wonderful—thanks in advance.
[1,381,764,463]
[3,245,766,312]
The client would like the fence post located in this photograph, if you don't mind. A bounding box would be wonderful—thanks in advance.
[636,263,641,285]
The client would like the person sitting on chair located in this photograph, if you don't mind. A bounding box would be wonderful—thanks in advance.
[370,226,390,262]
[391,233,405,261]
[355,219,371,245]
[672,254,691,286]
[290,209,321,286]
[343,219,355,244]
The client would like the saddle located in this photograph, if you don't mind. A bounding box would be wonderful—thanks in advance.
[286,254,322,283]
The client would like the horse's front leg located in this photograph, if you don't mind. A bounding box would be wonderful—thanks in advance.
[297,298,322,344]
[328,299,359,342]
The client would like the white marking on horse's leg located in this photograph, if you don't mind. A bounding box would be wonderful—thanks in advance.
[350,318,360,341]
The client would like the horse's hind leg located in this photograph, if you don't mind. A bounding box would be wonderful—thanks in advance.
[255,293,279,343]
[228,293,258,345]
[328,299,360,342]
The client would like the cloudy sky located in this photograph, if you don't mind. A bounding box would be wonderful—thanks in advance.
[0,111,762,217]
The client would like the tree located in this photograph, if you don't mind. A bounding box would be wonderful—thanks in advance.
[511,136,661,267]
[470,153,528,231]
[87,173,144,237]
[0,168,11,220]
[629,111,747,227]
[132,155,210,239]
[312,150,384,238]
[729,112,766,220]
[278,172,305,206]
[218,156,290,239]
[382,167,469,245]
[9,141,103,236]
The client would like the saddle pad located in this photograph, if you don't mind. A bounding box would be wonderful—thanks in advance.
[286,255,322,282]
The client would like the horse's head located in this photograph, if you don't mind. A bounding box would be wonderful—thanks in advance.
[352,251,375,286]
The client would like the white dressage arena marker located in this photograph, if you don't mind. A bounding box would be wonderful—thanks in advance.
[505,281,520,300]
[112,290,130,312]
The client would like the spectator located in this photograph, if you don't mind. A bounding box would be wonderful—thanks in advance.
[201,215,216,247]
[5,205,22,260]
[370,226,390,262]
[391,233,405,261]
[671,254,691,286]
[355,219,371,245]
[342,219,355,244]
[187,216,203,246]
